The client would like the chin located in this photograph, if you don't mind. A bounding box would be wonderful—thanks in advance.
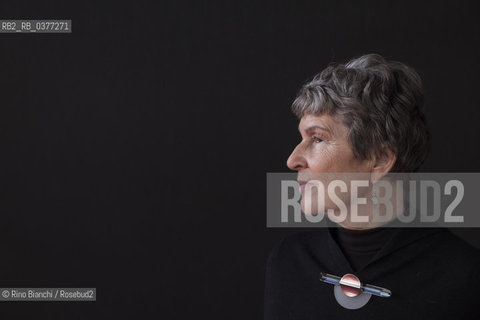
[300,197,326,217]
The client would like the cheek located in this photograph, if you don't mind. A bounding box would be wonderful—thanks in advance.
[331,146,370,172]
[306,143,370,173]
[346,155,372,172]
[307,147,337,172]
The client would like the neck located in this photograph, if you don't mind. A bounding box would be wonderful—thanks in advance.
[328,182,403,230]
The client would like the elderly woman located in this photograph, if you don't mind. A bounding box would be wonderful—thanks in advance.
[264,54,480,319]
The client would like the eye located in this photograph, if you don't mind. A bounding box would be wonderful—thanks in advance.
[312,135,323,143]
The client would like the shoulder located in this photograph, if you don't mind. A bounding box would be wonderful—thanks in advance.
[415,230,480,313]
[402,228,480,291]
[428,229,480,271]
[274,229,328,249]
[264,230,330,294]
[267,230,327,261]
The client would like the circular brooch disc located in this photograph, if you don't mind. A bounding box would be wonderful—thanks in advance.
[334,285,371,309]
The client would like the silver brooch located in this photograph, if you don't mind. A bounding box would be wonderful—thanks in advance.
[320,272,392,309]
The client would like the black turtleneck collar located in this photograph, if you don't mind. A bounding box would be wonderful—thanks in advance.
[327,218,445,272]
[331,226,395,271]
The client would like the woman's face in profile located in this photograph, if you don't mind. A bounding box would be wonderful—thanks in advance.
[287,113,374,217]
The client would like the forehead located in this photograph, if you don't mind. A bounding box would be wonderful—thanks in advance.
[299,113,347,137]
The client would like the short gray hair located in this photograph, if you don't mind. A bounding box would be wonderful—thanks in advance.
[292,53,430,172]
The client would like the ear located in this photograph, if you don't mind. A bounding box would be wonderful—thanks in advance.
[371,147,397,182]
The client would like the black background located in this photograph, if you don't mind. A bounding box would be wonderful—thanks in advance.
[0,1,479,318]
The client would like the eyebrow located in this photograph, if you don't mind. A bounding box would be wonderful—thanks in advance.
[300,125,332,134]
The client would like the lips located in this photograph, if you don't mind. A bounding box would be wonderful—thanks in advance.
[298,180,308,193]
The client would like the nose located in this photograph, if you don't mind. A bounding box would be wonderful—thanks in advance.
[287,143,307,171]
